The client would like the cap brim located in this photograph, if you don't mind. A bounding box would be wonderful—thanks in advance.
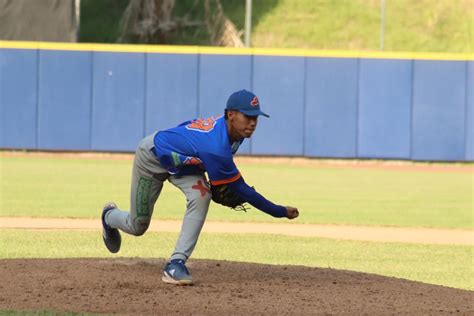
[239,109,270,118]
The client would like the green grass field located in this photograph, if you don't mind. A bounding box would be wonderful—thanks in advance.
[1,155,472,229]
[0,154,472,292]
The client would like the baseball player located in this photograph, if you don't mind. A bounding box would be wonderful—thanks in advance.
[101,89,299,285]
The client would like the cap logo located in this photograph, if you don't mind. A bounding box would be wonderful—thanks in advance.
[250,96,259,107]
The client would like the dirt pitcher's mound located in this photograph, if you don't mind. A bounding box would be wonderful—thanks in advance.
[0,258,472,315]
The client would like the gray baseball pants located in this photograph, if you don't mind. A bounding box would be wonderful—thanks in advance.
[104,133,211,261]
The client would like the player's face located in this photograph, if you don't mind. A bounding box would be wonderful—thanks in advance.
[228,111,258,139]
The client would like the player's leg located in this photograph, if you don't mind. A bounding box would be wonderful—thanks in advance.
[102,135,167,250]
[104,157,163,236]
[162,174,212,285]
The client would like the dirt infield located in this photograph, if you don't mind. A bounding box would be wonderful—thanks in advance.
[0,258,472,315]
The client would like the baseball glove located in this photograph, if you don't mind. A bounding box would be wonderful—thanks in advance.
[210,184,249,212]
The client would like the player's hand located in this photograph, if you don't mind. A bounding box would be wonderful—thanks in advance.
[286,206,299,219]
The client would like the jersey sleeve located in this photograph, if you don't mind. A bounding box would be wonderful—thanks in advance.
[227,177,287,218]
[199,151,241,185]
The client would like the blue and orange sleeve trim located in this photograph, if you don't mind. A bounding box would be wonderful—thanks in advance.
[210,172,242,186]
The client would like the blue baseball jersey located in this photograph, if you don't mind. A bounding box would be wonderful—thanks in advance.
[153,116,243,185]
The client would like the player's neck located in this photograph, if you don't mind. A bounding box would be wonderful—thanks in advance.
[226,119,242,143]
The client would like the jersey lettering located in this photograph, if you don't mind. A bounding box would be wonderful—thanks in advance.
[186,117,217,132]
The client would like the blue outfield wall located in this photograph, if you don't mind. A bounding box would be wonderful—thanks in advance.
[466,62,474,161]
[252,56,305,156]
[0,44,472,161]
[38,50,92,150]
[305,58,358,158]
[91,52,145,151]
[412,60,467,161]
[0,49,38,149]
[146,53,199,135]
[358,59,412,159]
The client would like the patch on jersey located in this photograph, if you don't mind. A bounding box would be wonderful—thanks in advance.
[171,152,181,167]
[250,96,259,107]
[186,117,217,133]
[183,156,204,168]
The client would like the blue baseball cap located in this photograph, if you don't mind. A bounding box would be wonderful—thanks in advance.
[226,89,270,117]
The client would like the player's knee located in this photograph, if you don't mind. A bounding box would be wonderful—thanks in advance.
[132,216,150,236]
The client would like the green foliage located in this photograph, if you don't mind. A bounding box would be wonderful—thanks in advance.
[79,0,129,43]
[1,156,471,229]
[0,229,472,290]
[78,0,472,52]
